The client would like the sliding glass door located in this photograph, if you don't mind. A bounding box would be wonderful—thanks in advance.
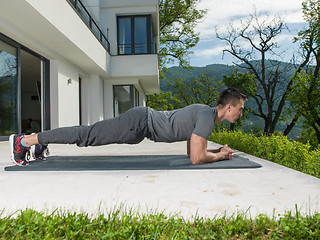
[0,39,18,136]
[0,34,50,139]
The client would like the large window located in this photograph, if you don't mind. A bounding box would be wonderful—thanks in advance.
[113,85,139,117]
[117,15,152,55]
[0,40,18,135]
[0,34,50,138]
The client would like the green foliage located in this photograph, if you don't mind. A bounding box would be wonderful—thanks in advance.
[168,72,222,107]
[146,91,183,111]
[294,0,320,48]
[299,125,320,148]
[287,70,320,142]
[1,209,319,239]
[147,72,222,110]
[159,0,207,75]
[210,130,320,178]
[289,0,320,141]
[222,72,256,98]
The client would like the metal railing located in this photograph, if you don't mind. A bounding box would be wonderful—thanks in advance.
[67,0,110,53]
[118,42,158,55]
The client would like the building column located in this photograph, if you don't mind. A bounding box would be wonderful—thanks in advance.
[87,74,104,124]
[49,60,59,129]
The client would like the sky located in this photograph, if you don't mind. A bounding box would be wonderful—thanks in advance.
[187,0,307,67]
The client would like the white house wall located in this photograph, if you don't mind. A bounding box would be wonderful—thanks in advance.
[111,55,159,94]
[24,0,111,75]
[0,0,159,132]
[56,59,81,127]
[50,61,106,128]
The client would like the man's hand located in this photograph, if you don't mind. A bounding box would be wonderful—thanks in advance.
[219,144,234,160]
[187,134,233,164]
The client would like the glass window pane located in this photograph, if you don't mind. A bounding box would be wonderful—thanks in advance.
[114,85,130,116]
[134,17,147,54]
[0,40,17,135]
[118,18,132,54]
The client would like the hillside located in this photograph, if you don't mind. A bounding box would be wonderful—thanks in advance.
[161,61,301,138]
[161,64,238,91]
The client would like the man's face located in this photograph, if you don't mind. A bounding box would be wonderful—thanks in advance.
[227,99,245,123]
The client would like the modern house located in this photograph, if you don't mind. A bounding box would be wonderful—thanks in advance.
[0,0,159,139]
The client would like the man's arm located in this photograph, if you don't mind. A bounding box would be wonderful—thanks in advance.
[187,133,233,164]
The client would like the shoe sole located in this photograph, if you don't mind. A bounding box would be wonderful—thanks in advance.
[9,134,19,166]
[9,134,29,166]
[31,145,35,159]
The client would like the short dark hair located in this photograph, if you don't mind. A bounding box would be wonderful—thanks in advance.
[216,87,247,107]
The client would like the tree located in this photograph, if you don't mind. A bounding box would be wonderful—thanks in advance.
[146,91,182,111]
[147,72,222,110]
[287,71,320,142]
[283,0,320,136]
[285,0,320,141]
[159,0,206,75]
[168,72,222,107]
[222,72,256,99]
[216,11,295,135]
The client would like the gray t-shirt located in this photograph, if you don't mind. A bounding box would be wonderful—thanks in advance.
[147,104,217,142]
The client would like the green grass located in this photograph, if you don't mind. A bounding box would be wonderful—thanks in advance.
[0,208,319,239]
[210,130,320,178]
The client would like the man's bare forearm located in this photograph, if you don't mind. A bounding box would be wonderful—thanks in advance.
[188,134,233,164]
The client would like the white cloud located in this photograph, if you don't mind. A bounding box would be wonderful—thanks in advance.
[189,0,306,66]
[194,45,227,58]
[195,0,304,38]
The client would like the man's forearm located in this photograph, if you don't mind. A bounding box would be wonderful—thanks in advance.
[188,134,232,164]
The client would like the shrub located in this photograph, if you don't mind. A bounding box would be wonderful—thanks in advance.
[210,130,320,178]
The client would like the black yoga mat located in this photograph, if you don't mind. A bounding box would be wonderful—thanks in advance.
[4,155,261,171]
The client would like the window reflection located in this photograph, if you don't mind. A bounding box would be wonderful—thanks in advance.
[113,85,139,117]
[118,15,152,55]
[134,17,148,54]
[0,40,17,135]
[118,18,132,55]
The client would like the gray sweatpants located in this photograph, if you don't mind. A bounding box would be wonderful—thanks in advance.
[38,107,150,147]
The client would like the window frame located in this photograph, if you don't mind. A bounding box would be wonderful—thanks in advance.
[117,15,152,55]
[113,84,139,117]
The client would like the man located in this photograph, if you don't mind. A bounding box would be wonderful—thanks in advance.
[26,118,41,133]
[10,87,247,166]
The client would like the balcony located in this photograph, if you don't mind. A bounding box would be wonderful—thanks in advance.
[66,0,110,53]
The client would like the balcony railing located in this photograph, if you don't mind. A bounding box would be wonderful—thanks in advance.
[118,43,158,55]
[66,0,110,53]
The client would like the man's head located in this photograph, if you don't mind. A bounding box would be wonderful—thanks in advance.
[216,87,247,123]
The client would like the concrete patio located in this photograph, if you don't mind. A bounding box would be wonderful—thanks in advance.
[0,139,319,219]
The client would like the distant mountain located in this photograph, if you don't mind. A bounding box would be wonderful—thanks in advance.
[161,61,296,91]
[161,64,239,91]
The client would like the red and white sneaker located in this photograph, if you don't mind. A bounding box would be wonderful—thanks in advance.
[31,143,50,160]
[9,134,30,166]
